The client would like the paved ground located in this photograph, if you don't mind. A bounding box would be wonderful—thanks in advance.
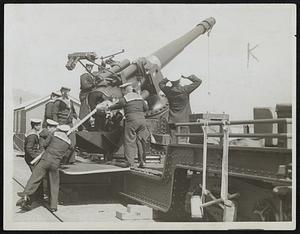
[13,179,59,222]
[12,155,155,223]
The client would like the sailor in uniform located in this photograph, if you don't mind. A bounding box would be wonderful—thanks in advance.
[17,125,73,212]
[79,63,98,130]
[39,119,59,150]
[22,118,44,201]
[52,86,78,164]
[159,74,202,143]
[98,82,149,168]
[24,118,43,171]
[42,91,61,128]
[52,87,78,125]
[37,119,59,200]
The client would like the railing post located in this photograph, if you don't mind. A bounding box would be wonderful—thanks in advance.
[176,124,180,144]
[221,120,236,221]
[221,120,230,201]
[200,120,209,217]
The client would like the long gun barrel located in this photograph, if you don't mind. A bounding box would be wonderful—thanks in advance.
[148,17,216,68]
[65,17,216,154]
[120,17,216,81]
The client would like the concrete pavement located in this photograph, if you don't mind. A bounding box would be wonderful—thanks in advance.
[12,155,154,223]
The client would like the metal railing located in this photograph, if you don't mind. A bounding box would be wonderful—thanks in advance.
[175,118,292,142]
[175,118,292,221]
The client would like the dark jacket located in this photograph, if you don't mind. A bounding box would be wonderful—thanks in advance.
[109,92,148,122]
[41,131,72,166]
[80,73,96,92]
[159,75,201,123]
[39,128,51,150]
[24,129,42,164]
[44,100,54,119]
[52,98,78,125]
[42,100,55,127]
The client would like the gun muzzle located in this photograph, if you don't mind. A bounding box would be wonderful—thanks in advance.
[147,17,216,68]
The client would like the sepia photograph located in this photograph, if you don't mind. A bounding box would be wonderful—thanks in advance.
[4,3,296,230]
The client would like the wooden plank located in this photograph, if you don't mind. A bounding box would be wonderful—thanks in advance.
[60,163,130,175]
[116,207,153,220]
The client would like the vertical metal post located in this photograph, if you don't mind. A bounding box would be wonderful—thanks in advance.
[201,120,209,202]
[279,199,283,221]
[202,120,208,199]
[221,121,236,222]
[176,125,180,144]
[221,121,229,200]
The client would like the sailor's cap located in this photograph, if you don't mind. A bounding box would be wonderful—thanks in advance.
[51,91,61,97]
[119,82,132,88]
[30,118,42,124]
[46,119,59,126]
[57,125,71,132]
[170,78,181,84]
[60,86,71,92]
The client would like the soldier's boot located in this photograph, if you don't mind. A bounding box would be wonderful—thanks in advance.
[16,191,27,206]
[16,197,25,206]
[18,195,32,211]
[17,192,25,198]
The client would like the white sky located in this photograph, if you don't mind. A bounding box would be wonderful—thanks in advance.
[5,4,296,120]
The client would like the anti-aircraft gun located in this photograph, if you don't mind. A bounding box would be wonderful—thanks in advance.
[65,17,216,158]
[61,18,292,222]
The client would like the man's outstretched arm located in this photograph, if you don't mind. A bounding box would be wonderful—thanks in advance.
[182,75,202,94]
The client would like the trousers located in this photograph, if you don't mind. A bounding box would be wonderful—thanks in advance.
[124,119,150,166]
[23,159,60,209]
[61,128,76,164]
[24,154,47,200]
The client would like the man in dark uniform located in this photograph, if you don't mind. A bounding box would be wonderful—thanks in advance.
[24,118,43,171]
[42,91,61,128]
[52,87,78,125]
[38,119,59,200]
[52,86,78,164]
[98,82,149,168]
[79,63,111,130]
[23,119,45,201]
[80,63,95,93]
[79,64,97,130]
[159,74,202,143]
[39,119,59,150]
[16,125,73,212]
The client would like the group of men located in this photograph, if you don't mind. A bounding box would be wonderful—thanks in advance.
[16,73,201,212]
[96,73,202,168]
[16,87,78,212]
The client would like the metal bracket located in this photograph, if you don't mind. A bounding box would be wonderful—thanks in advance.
[190,120,235,221]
